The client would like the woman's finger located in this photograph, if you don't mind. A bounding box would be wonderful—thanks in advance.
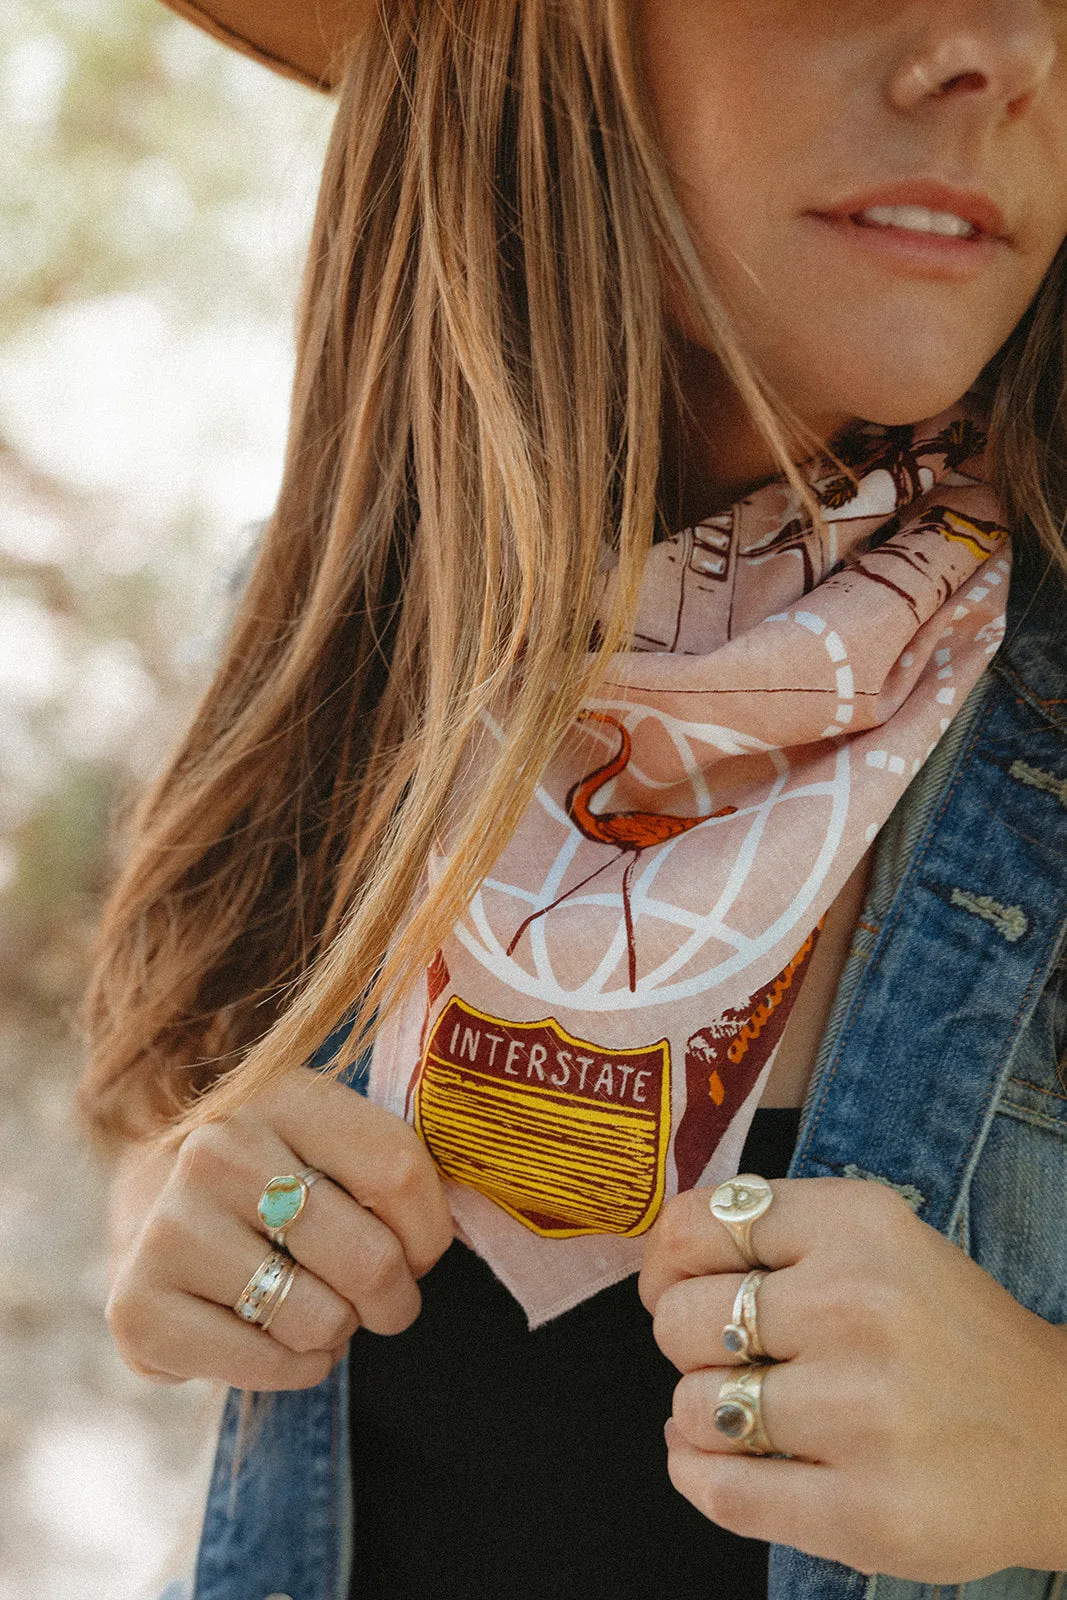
[671,1357,875,1466]
[132,1290,345,1391]
[653,1266,801,1371]
[639,1173,915,1313]
[172,1106,428,1337]
[280,1178,425,1335]
[239,1158,429,1336]
[664,1423,842,1558]
[271,1069,455,1278]
[670,1361,800,1459]
[144,1198,361,1353]
[165,1162,426,1345]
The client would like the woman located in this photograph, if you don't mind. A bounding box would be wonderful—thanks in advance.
[79,2,1067,1597]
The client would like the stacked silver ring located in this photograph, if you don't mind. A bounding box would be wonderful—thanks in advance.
[233,1247,299,1331]
[708,1173,782,1456]
[721,1268,770,1361]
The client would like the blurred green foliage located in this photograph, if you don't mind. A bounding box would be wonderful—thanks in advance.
[0,0,333,1019]
[1,0,327,335]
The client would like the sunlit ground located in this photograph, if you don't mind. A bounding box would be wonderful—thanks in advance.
[1,1002,226,1598]
[1,3,334,1593]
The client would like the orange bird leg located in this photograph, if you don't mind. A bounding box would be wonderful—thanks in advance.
[505,849,626,959]
[620,850,640,991]
[506,708,738,983]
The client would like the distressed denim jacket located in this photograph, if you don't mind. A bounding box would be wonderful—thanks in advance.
[163,530,1067,1600]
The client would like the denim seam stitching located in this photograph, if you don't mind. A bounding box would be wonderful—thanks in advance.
[995,1098,1067,1136]
[1007,1076,1067,1105]
[328,1370,340,1600]
[944,924,1066,1241]
[799,682,1067,1225]
[794,692,993,1175]
[992,654,1067,736]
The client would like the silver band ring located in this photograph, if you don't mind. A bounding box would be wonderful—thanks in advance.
[256,1257,298,1332]
[722,1268,770,1361]
[709,1173,774,1268]
[233,1247,299,1329]
[713,1362,778,1456]
[256,1166,325,1249]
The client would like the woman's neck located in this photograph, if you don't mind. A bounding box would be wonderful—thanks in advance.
[661,334,851,533]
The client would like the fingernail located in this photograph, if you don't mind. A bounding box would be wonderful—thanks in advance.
[664,1418,677,1448]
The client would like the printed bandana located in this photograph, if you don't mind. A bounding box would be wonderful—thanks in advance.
[369,392,1011,1326]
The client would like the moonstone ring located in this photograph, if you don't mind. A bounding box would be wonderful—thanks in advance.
[708,1173,774,1267]
[722,1268,770,1361]
[256,1167,325,1249]
[713,1362,778,1456]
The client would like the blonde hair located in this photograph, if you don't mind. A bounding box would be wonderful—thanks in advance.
[76,0,1067,1471]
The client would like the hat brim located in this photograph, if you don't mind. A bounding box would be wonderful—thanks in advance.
[158,0,374,92]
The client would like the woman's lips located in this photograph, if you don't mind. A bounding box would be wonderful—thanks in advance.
[803,211,1003,280]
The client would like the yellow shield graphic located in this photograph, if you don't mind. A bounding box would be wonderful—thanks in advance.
[414,996,671,1238]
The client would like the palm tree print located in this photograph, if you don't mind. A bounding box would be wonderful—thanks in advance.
[813,415,987,510]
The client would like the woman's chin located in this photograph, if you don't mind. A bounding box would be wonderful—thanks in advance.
[800,366,992,431]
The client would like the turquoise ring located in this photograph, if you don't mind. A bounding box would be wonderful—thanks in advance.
[256,1167,324,1248]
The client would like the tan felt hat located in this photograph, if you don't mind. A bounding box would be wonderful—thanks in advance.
[158,0,376,92]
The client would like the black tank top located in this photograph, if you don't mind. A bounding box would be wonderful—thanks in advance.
[348,1105,802,1600]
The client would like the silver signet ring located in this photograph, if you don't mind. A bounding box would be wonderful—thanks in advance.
[709,1173,774,1268]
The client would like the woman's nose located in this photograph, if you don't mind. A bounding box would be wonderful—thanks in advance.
[888,0,1058,121]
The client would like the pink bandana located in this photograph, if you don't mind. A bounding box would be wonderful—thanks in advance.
[369,392,1011,1325]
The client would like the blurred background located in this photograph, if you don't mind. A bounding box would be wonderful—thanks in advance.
[0,2,335,1593]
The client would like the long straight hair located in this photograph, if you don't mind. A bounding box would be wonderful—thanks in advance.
[77,0,830,1143]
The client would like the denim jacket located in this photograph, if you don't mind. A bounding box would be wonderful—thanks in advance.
[161,529,1067,1600]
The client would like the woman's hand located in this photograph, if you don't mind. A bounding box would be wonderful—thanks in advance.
[639,1176,1067,1583]
[105,1066,454,1391]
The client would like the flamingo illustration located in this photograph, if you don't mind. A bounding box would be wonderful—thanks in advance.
[506,711,738,991]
